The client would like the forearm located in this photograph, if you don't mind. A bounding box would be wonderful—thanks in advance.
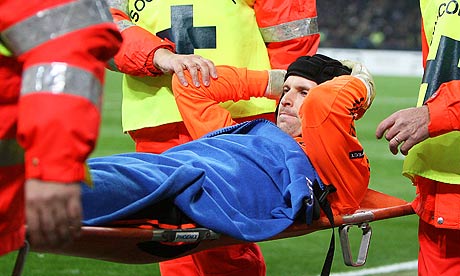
[173,66,269,139]
[301,76,370,214]
[14,8,121,182]
[108,5,175,76]
[426,80,460,137]
[265,37,320,69]
[255,0,319,69]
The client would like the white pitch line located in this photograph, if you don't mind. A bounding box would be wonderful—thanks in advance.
[326,260,418,276]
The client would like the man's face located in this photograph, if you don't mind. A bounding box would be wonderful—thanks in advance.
[276,75,318,137]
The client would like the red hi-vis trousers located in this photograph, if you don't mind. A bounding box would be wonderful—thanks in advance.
[418,220,460,276]
[160,244,266,276]
[0,56,26,256]
[413,177,460,276]
[0,164,25,256]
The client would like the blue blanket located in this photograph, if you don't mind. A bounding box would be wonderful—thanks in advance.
[82,120,322,241]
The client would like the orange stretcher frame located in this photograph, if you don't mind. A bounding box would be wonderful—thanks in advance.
[12,189,415,276]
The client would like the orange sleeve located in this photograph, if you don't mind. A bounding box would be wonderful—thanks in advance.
[426,80,460,137]
[110,8,175,76]
[172,66,269,139]
[12,9,122,182]
[300,76,370,214]
[254,0,320,69]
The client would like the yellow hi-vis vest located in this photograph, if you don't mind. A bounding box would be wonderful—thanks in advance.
[403,0,460,184]
[0,43,12,56]
[122,0,275,132]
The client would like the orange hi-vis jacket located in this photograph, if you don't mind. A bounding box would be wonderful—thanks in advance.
[172,66,371,215]
[0,0,121,255]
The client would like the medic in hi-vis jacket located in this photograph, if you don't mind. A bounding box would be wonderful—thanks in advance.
[106,0,320,153]
[0,0,121,255]
[376,1,460,275]
[405,1,460,275]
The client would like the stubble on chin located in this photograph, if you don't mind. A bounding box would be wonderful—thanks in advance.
[277,120,301,138]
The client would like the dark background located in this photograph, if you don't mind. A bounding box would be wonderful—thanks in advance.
[317,1,421,50]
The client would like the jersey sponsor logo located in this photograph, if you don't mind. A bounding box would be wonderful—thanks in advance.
[174,232,200,242]
[349,150,364,159]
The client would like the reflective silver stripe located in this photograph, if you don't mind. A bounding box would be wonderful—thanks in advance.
[116,19,135,32]
[21,63,102,108]
[107,20,134,72]
[1,0,113,56]
[0,139,24,166]
[107,0,129,13]
[260,17,319,43]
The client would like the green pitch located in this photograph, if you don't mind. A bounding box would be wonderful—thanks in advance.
[0,71,421,275]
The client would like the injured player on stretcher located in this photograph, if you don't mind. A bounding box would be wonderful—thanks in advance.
[81,54,375,242]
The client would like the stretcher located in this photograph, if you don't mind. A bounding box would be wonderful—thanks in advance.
[11,188,414,276]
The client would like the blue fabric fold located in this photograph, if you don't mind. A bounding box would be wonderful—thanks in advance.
[82,120,322,241]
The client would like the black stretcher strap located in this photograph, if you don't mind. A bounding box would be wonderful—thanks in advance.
[11,241,29,276]
[312,181,337,276]
[137,240,200,258]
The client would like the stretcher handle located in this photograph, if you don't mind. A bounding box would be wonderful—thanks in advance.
[11,240,29,276]
[339,223,372,267]
[137,228,222,259]
[152,228,221,242]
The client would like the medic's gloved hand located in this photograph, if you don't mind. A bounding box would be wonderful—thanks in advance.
[341,60,376,119]
[264,69,286,101]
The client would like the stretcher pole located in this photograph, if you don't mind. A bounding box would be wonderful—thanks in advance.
[11,240,29,276]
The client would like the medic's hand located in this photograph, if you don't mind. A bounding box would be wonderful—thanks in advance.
[153,48,218,87]
[341,60,376,117]
[376,106,430,155]
[26,179,82,248]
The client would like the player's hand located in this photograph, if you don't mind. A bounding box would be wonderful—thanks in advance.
[153,48,218,87]
[26,179,82,248]
[341,60,376,113]
[375,106,430,155]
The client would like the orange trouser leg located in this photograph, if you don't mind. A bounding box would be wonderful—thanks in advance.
[160,244,266,276]
[418,220,460,276]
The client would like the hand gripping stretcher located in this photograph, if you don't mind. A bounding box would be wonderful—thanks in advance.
[11,188,414,276]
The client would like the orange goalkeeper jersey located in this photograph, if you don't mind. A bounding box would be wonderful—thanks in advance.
[172,66,370,215]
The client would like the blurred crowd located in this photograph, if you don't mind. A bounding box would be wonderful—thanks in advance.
[317,0,421,50]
